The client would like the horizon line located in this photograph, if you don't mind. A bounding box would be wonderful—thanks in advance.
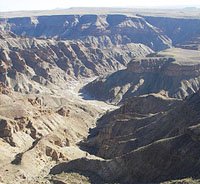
[0,6,200,13]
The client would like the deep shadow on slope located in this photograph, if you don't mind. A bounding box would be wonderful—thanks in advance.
[50,91,200,183]
[83,55,200,104]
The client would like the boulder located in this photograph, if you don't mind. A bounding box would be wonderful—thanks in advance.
[56,107,70,117]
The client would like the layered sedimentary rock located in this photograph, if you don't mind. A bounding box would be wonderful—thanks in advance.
[50,90,200,183]
[144,16,200,50]
[83,48,200,104]
[0,14,172,51]
[1,11,200,184]
[0,83,109,183]
[1,13,200,52]
[0,31,151,93]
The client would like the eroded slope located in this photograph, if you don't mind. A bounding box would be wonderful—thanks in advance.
[0,30,152,93]
[50,91,200,183]
[84,48,200,104]
[0,14,172,51]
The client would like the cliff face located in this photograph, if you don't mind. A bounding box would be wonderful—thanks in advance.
[1,11,200,184]
[83,48,200,104]
[2,14,200,52]
[0,14,172,51]
[50,91,200,183]
[0,31,152,93]
[127,57,200,77]
[144,16,200,50]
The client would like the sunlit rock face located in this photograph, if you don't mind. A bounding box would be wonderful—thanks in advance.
[83,48,200,104]
[144,16,200,50]
[1,10,200,184]
[0,14,172,51]
[0,30,152,93]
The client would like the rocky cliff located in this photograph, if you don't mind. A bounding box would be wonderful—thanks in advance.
[0,71,116,184]
[144,16,200,50]
[50,90,200,183]
[0,30,152,93]
[2,14,200,52]
[83,48,200,104]
[0,14,172,51]
[1,11,200,184]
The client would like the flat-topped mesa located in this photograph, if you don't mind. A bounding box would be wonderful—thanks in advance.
[127,57,200,77]
[83,48,200,103]
[0,14,172,51]
[127,57,174,73]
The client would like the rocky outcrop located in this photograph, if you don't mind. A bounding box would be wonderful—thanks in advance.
[51,90,200,183]
[0,31,152,93]
[2,13,200,52]
[0,14,172,51]
[144,16,200,50]
[127,57,200,77]
[0,118,14,145]
[83,48,200,104]
[46,146,65,161]
[81,94,182,158]
[0,87,105,184]
[57,107,70,117]
[0,82,11,95]
[1,11,200,184]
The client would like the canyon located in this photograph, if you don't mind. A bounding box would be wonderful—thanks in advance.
[0,8,200,184]
[84,48,200,104]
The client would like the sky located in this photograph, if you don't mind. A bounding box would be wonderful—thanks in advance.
[0,0,200,12]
